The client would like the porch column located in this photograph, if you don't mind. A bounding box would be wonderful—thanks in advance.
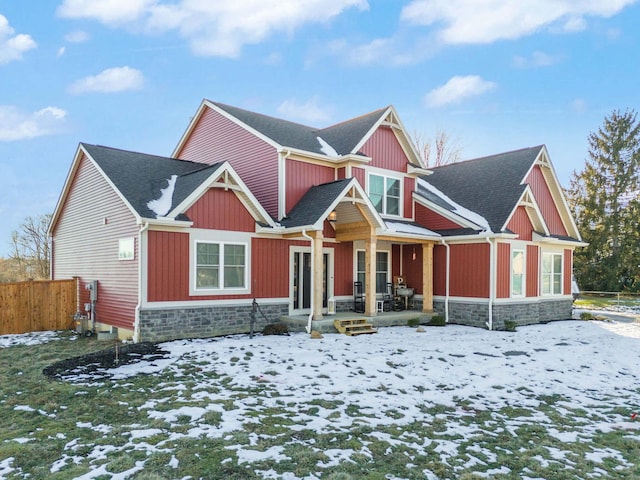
[422,242,434,312]
[365,235,377,316]
[311,231,324,321]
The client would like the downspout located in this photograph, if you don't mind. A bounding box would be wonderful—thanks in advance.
[440,239,450,323]
[301,229,314,334]
[134,221,150,343]
[485,236,495,331]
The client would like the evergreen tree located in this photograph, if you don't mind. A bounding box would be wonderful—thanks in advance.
[568,109,640,292]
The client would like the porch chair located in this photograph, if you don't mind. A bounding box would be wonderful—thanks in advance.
[353,281,365,313]
[382,282,394,311]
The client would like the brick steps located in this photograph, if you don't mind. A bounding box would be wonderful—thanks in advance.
[334,318,378,336]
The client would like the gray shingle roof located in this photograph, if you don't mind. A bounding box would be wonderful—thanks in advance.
[280,179,352,228]
[418,146,544,233]
[83,143,223,219]
[211,101,387,156]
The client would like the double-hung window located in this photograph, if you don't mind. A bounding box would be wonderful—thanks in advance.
[196,241,246,290]
[511,249,524,296]
[541,252,562,295]
[369,174,401,216]
[356,250,389,294]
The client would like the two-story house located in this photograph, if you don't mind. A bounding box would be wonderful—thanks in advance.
[49,100,584,342]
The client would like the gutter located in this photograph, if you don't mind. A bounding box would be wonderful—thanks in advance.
[301,229,314,334]
[133,221,150,343]
[485,236,495,331]
[440,239,451,323]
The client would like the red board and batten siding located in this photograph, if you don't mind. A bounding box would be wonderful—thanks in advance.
[526,165,567,237]
[415,204,463,231]
[51,154,139,330]
[433,243,490,298]
[186,188,256,231]
[526,245,539,297]
[564,249,572,295]
[404,177,414,220]
[506,206,534,241]
[176,106,280,219]
[496,243,511,298]
[285,159,336,214]
[360,127,408,172]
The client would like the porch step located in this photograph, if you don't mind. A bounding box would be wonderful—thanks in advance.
[334,319,378,336]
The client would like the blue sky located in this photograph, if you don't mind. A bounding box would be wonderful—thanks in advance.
[1,1,639,258]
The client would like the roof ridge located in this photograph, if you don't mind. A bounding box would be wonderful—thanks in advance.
[431,144,544,170]
[209,101,318,130]
[82,142,205,167]
[316,106,389,133]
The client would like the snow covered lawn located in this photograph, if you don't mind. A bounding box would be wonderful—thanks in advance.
[1,320,639,479]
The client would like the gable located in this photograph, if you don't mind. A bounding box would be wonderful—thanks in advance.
[360,126,410,172]
[506,206,534,241]
[524,164,568,237]
[185,188,256,231]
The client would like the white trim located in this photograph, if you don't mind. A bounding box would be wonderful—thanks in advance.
[510,247,525,298]
[189,229,252,296]
[540,250,564,296]
[502,186,550,236]
[289,246,334,315]
[367,170,404,218]
[355,247,391,294]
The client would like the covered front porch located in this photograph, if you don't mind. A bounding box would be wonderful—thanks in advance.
[280,309,436,334]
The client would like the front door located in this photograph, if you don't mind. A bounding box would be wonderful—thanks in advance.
[291,248,331,314]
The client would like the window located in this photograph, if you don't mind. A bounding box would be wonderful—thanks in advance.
[118,237,135,260]
[196,242,246,290]
[369,174,400,216]
[542,252,562,295]
[356,250,389,294]
[511,249,524,296]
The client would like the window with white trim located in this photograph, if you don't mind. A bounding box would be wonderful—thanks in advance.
[511,249,524,296]
[356,250,389,294]
[368,174,401,216]
[196,241,246,290]
[118,237,135,260]
[541,252,562,295]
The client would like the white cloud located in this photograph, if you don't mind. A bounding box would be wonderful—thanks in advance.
[401,0,638,45]
[57,46,66,58]
[277,97,332,124]
[57,0,155,25]
[64,30,90,43]
[0,14,37,65]
[425,75,496,107]
[513,51,562,68]
[58,0,368,57]
[68,66,145,94]
[0,106,67,141]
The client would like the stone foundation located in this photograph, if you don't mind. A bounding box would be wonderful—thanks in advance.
[139,303,289,342]
[434,298,573,330]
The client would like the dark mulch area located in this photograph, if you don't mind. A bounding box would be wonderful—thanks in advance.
[43,342,169,381]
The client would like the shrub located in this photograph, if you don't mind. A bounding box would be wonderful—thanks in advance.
[262,323,289,336]
[580,311,595,320]
[407,318,420,328]
[427,315,446,327]
[503,320,517,332]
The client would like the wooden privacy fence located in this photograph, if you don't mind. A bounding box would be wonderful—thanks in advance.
[0,279,77,335]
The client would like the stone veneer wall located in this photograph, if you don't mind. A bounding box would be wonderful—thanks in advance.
[433,298,573,330]
[139,303,289,342]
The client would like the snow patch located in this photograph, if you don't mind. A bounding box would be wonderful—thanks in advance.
[317,136,338,157]
[417,177,491,231]
[147,175,178,218]
[385,221,440,237]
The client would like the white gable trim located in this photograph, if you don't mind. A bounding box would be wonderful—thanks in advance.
[167,161,275,227]
[502,185,550,236]
[350,106,426,168]
[523,145,582,241]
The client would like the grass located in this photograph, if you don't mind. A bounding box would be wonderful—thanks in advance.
[574,294,640,310]
[0,330,639,479]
